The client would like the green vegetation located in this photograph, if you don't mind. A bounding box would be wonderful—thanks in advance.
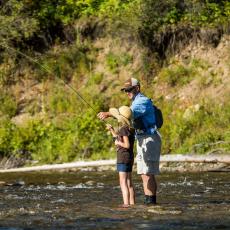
[0,0,230,165]
[160,98,230,154]
[139,0,230,30]
[159,64,195,86]
[0,90,17,117]
[36,43,92,82]
[0,109,114,163]
[106,52,133,73]
[158,58,224,88]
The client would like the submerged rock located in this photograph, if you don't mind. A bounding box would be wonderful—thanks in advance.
[7,180,25,186]
[147,207,182,215]
[0,181,6,186]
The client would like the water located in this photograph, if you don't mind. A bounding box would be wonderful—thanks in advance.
[0,170,229,229]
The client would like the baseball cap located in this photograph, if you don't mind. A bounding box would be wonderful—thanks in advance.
[121,78,140,91]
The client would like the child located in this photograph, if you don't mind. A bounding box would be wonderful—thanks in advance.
[106,106,135,208]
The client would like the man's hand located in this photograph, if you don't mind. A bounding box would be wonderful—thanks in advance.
[97,111,111,120]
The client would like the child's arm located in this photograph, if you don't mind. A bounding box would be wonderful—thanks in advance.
[106,125,130,149]
[115,136,130,149]
[106,124,117,138]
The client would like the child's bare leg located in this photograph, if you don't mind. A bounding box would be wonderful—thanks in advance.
[119,172,130,205]
[127,172,135,205]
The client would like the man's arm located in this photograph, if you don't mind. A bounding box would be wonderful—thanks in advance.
[131,101,148,119]
[97,111,112,120]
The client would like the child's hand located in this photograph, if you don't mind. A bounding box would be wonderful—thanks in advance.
[106,124,114,131]
[114,139,120,146]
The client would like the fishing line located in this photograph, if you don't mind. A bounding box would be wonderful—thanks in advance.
[0,42,102,118]
[0,42,132,132]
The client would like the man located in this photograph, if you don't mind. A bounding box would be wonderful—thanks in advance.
[97,78,161,205]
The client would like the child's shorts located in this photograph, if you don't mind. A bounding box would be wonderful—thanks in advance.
[117,163,133,172]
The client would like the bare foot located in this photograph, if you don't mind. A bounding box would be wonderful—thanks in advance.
[118,204,130,208]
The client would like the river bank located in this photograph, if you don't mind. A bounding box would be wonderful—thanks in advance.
[0,154,229,173]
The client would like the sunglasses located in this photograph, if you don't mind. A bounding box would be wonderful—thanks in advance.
[124,87,135,93]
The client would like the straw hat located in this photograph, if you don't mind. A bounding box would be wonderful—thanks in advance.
[109,106,132,126]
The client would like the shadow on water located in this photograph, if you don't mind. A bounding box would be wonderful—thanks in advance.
[0,170,230,229]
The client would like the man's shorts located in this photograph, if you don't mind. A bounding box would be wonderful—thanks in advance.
[136,132,161,175]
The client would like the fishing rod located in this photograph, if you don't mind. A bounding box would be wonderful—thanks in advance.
[0,42,103,119]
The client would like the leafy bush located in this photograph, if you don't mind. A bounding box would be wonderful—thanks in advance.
[139,0,230,31]
[160,98,230,154]
[36,44,91,82]
[0,109,114,163]
[25,0,134,27]
[0,90,17,117]
[0,118,15,156]
[30,110,114,163]
[182,0,230,25]
[198,71,222,88]
[0,0,38,44]
[87,72,104,85]
[106,52,120,73]
[106,52,133,73]
[159,64,195,86]
[190,58,210,70]
[45,83,79,115]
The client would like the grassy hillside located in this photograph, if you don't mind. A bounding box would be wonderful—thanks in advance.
[0,0,230,165]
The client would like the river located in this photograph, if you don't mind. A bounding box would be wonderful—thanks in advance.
[0,170,229,229]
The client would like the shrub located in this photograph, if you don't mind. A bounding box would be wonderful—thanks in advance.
[106,52,120,74]
[87,72,104,85]
[46,84,78,115]
[106,52,133,74]
[0,118,15,156]
[36,44,91,82]
[0,0,38,44]
[159,64,195,86]
[0,90,17,118]
[160,97,230,154]
[30,110,114,163]
[190,58,210,70]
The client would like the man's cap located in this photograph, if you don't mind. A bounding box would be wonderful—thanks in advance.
[121,78,140,91]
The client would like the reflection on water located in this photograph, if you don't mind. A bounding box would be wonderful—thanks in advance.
[0,171,229,229]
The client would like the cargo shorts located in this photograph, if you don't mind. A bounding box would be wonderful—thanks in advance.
[136,133,161,175]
